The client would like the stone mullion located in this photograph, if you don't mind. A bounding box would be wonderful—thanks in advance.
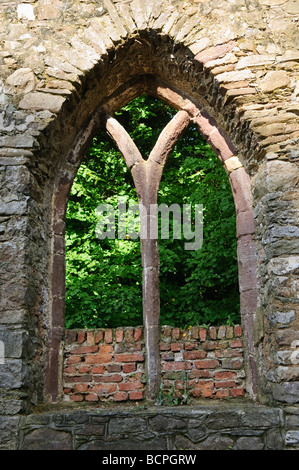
[104,111,190,399]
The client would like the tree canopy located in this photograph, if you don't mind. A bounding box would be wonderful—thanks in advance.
[65,95,240,329]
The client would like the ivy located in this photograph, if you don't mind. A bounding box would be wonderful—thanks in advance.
[65,95,240,329]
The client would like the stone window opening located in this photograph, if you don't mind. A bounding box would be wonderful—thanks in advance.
[47,78,258,404]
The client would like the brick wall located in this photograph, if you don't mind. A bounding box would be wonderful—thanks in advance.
[63,325,245,403]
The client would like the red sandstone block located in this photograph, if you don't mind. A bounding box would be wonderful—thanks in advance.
[100,344,113,354]
[216,389,230,399]
[70,394,84,402]
[92,365,105,374]
[93,384,117,394]
[114,353,144,363]
[118,382,143,391]
[70,345,98,354]
[77,331,86,344]
[183,350,206,360]
[171,342,184,352]
[85,393,98,402]
[229,339,243,348]
[84,354,112,364]
[134,328,143,342]
[104,329,113,344]
[87,331,95,345]
[95,331,103,343]
[115,329,123,343]
[114,392,129,401]
[199,328,207,342]
[215,380,238,389]
[230,387,244,397]
[122,363,136,373]
[129,391,143,401]
[194,359,219,369]
[214,371,236,380]
[234,325,243,337]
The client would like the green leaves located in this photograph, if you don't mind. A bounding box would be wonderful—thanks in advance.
[65,95,240,329]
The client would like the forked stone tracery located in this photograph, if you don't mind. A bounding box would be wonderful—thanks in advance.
[103,109,190,398]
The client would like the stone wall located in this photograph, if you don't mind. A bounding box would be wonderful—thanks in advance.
[63,326,245,403]
[0,0,298,451]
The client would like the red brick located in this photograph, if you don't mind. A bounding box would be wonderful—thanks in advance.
[63,388,72,394]
[191,326,199,339]
[230,387,244,397]
[125,328,134,342]
[66,355,82,364]
[70,394,84,402]
[71,374,92,383]
[93,384,117,394]
[85,354,113,364]
[229,339,243,348]
[185,342,198,350]
[74,383,89,393]
[106,364,122,373]
[105,329,113,344]
[214,371,236,380]
[77,331,85,344]
[70,345,98,354]
[199,328,207,342]
[189,370,211,379]
[216,389,230,399]
[122,363,136,373]
[134,328,143,341]
[92,365,105,374]
[162,362,191,371]
[172,328,180,340]
[100,345,113,354]
[85,393,98,402]
[94,374,123,383]
[115,329,123,343]
[194,359,219,369]
[129,391,143,400]
[114,353,144,363]
[208,326,217,340]
[203,341,217,350]
[215,380,238,389]
[87,331,95,345]
[64,366,77,374]
[184,350,206,360]
[171,342,184,352]
[78,365,92,374]
[160,342,171,351]
[95,331,103,343]
[114,392,128,401]
[119,382,143,391]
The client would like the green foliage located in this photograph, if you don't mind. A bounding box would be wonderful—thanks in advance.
[65,95,240,329]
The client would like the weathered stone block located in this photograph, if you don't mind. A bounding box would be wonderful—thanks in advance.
[22,427,72,450]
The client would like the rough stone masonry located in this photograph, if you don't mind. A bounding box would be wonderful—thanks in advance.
[0,0,299,450]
